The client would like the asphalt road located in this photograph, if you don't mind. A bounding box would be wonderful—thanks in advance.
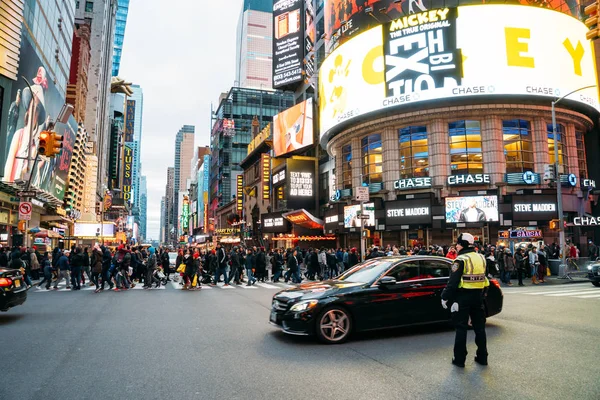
[1,280,599,400]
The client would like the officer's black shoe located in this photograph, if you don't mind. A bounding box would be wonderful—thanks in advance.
[474,356,488,366]
[451,359,465,368]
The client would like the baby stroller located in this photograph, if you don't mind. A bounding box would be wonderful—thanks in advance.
[154,267,168,286]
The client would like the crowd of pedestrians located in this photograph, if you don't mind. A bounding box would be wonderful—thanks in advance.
[3,238,597,292]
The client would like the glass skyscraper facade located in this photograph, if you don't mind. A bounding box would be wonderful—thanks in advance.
[112,0,129,76]
[210,87,294,209]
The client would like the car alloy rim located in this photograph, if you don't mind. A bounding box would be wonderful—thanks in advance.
[320,309,349,342]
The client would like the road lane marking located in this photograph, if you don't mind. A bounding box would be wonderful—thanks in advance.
[240,284,258,289]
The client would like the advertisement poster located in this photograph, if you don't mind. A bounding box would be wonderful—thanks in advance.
[319,5,599,139]
[125,100,136,142]
[325,1,583,53]
[273,0,304,88]
[383,8,461,97]
[286,158,315,210]
[0,35,77,201]
[122,144,133,202]
[344,202,375,228]
[445,195,498,223]
[512,195,558,221]
[273,98,313,157]
[385,199,432,226]
[305,0,316,78]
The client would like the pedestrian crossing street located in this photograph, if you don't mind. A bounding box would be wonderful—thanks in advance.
[503,285,600,300]
[29,280,297,293]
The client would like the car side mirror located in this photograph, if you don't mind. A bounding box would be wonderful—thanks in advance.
[378,276,396,287]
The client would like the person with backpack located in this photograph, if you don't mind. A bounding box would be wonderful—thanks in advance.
[145,247,159,289]
[514,247,526,287]
[161,249,171,281]
[244,248,256,286]
[229,247,242,285]
[91,245,103,293]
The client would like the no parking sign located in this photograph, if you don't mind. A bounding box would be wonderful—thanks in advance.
[19,202,32,221]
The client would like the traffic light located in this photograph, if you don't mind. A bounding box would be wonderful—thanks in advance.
[362,229,371,238]
[38,131,52,155]
[49,133,64,157]
[549,219,559,230]
[18,220,26,232]
[585,1,600,40]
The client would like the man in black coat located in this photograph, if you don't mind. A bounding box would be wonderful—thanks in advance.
[101,246,114,290]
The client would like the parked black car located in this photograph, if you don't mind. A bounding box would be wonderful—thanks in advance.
[270,256,503,344]
[587,263,600,287]
[0,267,27,312]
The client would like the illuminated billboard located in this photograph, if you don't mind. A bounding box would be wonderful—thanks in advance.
[286,158,315,210]
[319,5,599,142]
[344,203,375,228]
[273,98,314,157]
[324,1,584,53]
[273,0,304,88]
[445,195,499,223]
[74,223,115,238]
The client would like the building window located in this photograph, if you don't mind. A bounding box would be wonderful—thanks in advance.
[547,124,568,173]
[503,119,533,173]
[576,131,587,178]
[341,144,352,190]
[399,126,428,178]
[76,1,80,8]
[361,134,383,185]
[449,120,482,175]
[85,1,93,12]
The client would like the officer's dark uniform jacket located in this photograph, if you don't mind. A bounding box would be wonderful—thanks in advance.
[441,247,489,304]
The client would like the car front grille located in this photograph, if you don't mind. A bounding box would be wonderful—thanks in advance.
[272,299,288,312]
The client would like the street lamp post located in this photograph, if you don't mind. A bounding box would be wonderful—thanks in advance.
[551,85,596,270]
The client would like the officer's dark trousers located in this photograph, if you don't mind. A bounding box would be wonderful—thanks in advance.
[451,289,488,363]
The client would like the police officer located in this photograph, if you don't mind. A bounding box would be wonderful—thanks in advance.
[441,233,489,368]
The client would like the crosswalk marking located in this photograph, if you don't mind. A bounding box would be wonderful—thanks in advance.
[525,288,596,295]
[240,284,258,289]
[255,282,279,289]
[546,290,600,297]
[574,293,600,299]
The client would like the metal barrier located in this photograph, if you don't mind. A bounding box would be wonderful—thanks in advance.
[556,257,596,280]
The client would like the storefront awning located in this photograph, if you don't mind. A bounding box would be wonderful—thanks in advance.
[283,209,324,230]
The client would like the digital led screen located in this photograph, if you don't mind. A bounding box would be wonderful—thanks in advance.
[344,202,375,228]
[273,0,304,88]
[319,5,599,142]
[445,195,499,223]
[273,98,314,157]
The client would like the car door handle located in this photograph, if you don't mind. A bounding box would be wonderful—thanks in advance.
[410,284,422,288]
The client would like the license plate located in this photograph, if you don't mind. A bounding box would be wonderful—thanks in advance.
[270,311,277,323]
[14,279,21,288]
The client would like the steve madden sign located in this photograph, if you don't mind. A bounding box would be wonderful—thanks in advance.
[393,177,432,190]
[447,174,490,186]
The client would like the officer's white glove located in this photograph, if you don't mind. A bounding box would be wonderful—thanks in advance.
[441,299,448,309]
[451,302,459,313]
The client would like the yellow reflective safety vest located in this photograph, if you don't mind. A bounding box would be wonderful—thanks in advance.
[457,252,489,289]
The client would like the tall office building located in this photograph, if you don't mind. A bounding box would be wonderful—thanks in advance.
[235,0,273,89]
[174,125,195,238]
[128,84,143,206]
[112,0,129,76]
[66,20,91,124]
[139,175,147,241]
[76,0,118,195]
[210,87,293,209]
[165,167,175,244]
[159,196,166,244]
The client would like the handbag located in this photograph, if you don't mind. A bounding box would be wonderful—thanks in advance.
[176,263,186,273]
[191,274,198,288]
[546,267,551,277]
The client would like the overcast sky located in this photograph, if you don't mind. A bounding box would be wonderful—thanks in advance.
[119,0,243,240]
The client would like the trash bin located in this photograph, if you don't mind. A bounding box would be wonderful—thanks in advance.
[548,259,561,276]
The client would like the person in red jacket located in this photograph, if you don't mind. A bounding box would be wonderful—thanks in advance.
[446,247,458,260]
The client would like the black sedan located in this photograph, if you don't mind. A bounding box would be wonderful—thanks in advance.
[0,267,27,312]
[587,263,600,287]
[270,256,503,344]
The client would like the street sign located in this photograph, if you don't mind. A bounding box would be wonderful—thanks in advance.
[358,215,370,219]
[19,202,32,220]
[355,187,369,202]
[17,191,36,198]
[365,206,375,211]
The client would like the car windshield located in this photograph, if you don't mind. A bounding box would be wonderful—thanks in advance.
[337,259,398,284]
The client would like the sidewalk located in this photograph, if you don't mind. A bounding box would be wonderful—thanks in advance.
[501,275,589,286]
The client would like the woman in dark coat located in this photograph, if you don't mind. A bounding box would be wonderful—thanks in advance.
[183,248,195,289]
[91,245,103,292]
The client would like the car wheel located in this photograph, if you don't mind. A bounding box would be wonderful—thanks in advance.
[592,281,600,287]
[315,306,352,344]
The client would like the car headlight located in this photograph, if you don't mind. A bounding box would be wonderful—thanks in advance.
[587,265,593,271]
[290,300,318,312]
